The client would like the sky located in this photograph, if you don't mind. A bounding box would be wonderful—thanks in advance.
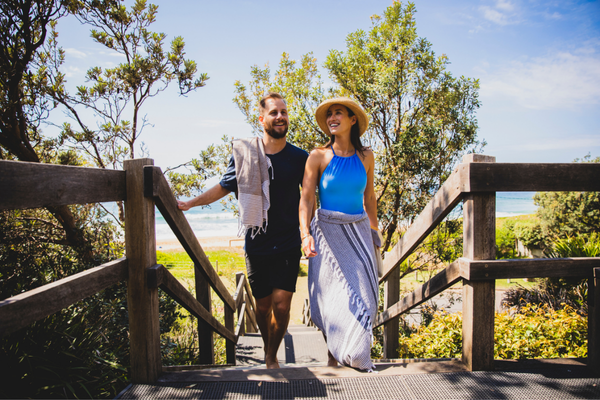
[51,0,600,170]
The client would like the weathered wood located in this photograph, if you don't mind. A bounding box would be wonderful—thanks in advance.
[589,268,600,373]
[383,267,399,359]
[196,264,214,364]
[462,156,496,372]
[0,258,128,337]
[380,165,465,280]
[124,158,161,384]
[144,166,235,311]
[225,305,236,364]
[0,160,126,211]
[466,163,600,192]
[465,258,600,280]
[234,273,246,311]
[235,303,247,338]
[375,260,464,328]
[244,291,258,333]
[235,273,246,337]
[147,265,236,343]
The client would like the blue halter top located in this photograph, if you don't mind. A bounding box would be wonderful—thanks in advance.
[319,148,367,215]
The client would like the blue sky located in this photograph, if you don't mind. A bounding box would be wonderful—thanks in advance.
[52,0,600,169]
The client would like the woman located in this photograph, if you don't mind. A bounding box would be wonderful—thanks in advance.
[299,97,380,371]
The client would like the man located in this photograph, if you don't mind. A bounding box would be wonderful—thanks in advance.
[178,93,308,369]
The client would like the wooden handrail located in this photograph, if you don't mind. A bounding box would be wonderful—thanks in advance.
[380,164,466,280]
[144,166,235,311]
[375,260,464,328]
[376,256,600,328]
[465,163,600,192]
[0,258,128,336]
[147,264,236,343]
[0,160,126,211]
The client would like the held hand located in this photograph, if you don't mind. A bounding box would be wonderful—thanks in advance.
[177,200,191,211]
[302,235,317,258]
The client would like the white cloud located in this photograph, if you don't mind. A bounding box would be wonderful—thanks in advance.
[64,48,87,59]
[479,0,520,26]
[481,49,600,109]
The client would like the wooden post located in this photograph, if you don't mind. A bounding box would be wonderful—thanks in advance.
[588,268,600,373]
[225,304,236,364]
[124,158,161,383]
[383,267,400,359]
[462,154,496,371]
[195,265,214,364]
[236,272,246,337]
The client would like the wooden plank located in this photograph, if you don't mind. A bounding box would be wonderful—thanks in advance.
[0,160,126,210]
[465,258,600,280]
[374,260,464,328]
[124,158,161,384]
[589,268,600,373]
[225,305,236,364]
[147,265,236,343]
[383,267,399,359]
[380,165,466,280]
[144,166,235,311]
[234,273,246,311]
[0,258,127,337]
[461,170,496,372]
[244,292,258,333]
[195,265,214,364]
[467,163,600,192]
[235,273,246,337]
[235,302,247,338]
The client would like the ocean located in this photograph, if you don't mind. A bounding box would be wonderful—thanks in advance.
[156,192,537,241]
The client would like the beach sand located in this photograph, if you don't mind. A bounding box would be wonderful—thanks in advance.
[156,236,309,325]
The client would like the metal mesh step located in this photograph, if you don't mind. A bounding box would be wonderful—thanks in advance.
[118,367,600,399]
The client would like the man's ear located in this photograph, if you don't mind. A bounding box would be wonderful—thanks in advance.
[258,114,264,126]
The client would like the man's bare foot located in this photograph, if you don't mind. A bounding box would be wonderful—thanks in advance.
[266,357,280,369]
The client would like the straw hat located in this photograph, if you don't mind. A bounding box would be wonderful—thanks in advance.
[315,97,369,136]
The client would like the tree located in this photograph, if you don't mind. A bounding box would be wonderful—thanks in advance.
[534,155,600,240]
[233,52,332,153]
[325,2,482,252]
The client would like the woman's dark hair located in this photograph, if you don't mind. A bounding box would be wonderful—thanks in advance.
[324,106,367,158]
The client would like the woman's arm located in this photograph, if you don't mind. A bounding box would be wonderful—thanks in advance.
[299,150,322,258]
[363,149,378,230]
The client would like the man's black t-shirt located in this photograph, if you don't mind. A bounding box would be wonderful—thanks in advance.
[220,142,308,255]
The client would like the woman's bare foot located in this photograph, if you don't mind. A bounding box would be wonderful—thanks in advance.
[327,351,338,367]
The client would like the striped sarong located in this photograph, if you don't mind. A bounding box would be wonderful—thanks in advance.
[308,209,378,371]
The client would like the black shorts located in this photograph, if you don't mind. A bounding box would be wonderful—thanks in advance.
[245,246,302,299]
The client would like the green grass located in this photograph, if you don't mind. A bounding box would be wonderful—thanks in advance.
[157,249,246,290]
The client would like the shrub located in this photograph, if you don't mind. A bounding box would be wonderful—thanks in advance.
[396,305,587,360]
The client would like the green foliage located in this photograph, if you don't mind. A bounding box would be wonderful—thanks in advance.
[496,221,517,259]
[396,305,587,360]
[513,220,544,248]
[494,304,587,359]
[534,155,600,240]
[545,233,600,258]
[233,52,332,153]
[398,312,462,358]
[52,0,208,169]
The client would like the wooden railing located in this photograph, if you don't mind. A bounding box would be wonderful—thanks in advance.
[377,154,600,371]
[0,158,257,384]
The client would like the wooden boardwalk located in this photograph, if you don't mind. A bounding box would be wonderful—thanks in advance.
[117,325,600,399]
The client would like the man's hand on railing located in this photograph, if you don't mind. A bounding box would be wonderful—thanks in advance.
[177,200,191,211]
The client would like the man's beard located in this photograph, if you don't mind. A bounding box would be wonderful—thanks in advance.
[264,121,288,139]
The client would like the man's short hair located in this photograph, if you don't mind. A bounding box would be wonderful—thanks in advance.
[259,92,285,114]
